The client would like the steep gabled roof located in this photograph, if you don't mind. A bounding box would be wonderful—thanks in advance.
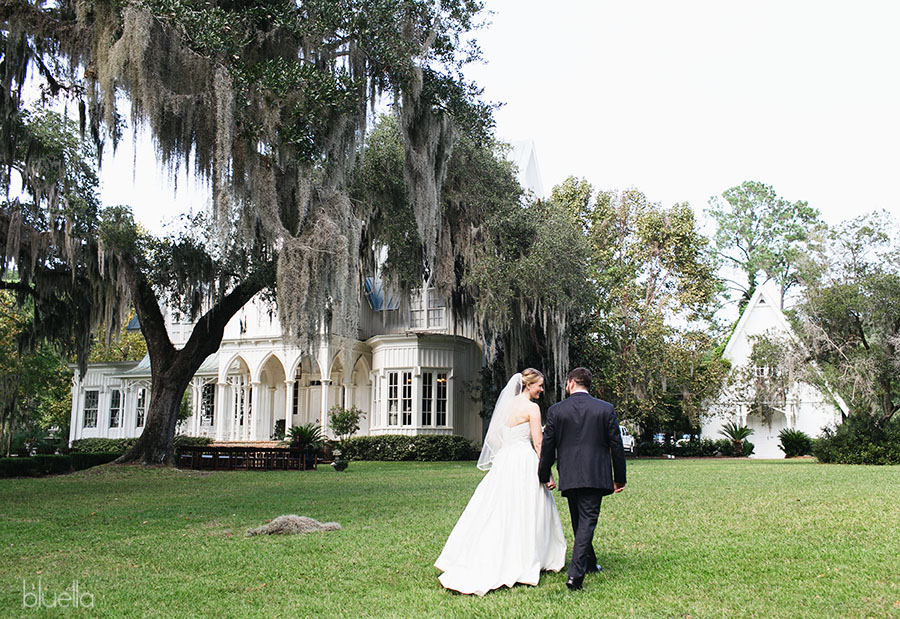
[722,282,849,414]
[723,283,795,359]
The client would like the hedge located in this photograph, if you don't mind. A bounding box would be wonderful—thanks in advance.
[0,453,120,478]
[636,438,742,458]
[341,434,477,461]
[70,435,212,455]
[813,415,900,465]
[70,438,137,454]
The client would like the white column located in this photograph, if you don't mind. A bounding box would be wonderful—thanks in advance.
[231,378,241,441]
[320,380,331,437]
[215,381,227,442]
[69,375,82,445]
[284,380,295,433]
[248,381,261,441]
[191,379,201,436]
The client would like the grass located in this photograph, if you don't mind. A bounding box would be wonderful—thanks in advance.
[2,459,899,618]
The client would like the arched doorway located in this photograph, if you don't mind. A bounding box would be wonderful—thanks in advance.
[259,355,286,441]
[225,356,251,441]
[289,356,322,429]
[350,355,372,435]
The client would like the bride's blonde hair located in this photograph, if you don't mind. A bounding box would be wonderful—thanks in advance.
[520,368,543,392]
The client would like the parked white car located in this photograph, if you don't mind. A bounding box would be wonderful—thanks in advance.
[620,426,635,453]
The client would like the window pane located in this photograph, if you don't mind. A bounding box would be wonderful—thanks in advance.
[84,390,98,428]
[421,372,433,426]
[135,389,146,428]
[109,390,121,428]
[436,373,447,426]
[388,372,398,425]
[201,384,215,426]
[401,371,412,425]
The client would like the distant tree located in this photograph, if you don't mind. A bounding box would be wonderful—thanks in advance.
[0,290,72,456]
[798,211,900,424]
[707,181,823,309]
[569,186,728,436]
[88,312,148,363]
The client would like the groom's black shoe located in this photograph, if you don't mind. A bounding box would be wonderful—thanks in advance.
[585,564,602,573]
[565,576,583,591]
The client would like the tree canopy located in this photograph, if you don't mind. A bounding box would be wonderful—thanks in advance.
[707,180,823,309]
[566,182,728,436]
[798,211,900,423]
[2,0,493,348]
[355,115,591,390]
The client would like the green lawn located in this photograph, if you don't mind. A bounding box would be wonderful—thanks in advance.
[2,459,899,618]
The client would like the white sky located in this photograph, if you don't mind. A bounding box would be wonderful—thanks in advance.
[101,0,900,231]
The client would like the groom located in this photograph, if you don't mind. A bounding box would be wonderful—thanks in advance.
[538,367,627,591]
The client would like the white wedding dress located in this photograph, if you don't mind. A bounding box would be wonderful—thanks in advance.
[434,422,566,596]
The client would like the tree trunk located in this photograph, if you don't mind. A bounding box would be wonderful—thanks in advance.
[120,368,193,466]
[116,260,270,466]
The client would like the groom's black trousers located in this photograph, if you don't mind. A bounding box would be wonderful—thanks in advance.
[564,488,604,580]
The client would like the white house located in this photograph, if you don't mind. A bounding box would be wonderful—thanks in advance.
[69,282,484,446]
[702,284,847,458]
[68,141,545,448]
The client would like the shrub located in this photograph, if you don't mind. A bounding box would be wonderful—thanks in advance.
[286,423,325,450]
[69,452,120,470]
[0,452,120,477]
[271,420,286,441]
[778,428,813,458]
[719,422,755,457]
[30,455,72,475]
[0,457,39,477]
[70,438,137,454]
[172,435,213,449]
[671,438,722,458]
[636,441,665,457]
[812,415,900,465]
[342,435,477,461]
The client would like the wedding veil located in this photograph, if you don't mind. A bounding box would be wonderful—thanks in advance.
[476,373,523,471]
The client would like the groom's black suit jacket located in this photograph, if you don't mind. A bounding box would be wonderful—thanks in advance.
[538,392,627,496]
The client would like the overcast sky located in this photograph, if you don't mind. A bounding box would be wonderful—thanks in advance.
[102,0,900,232]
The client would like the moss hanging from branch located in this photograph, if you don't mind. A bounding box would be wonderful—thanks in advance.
[3,0,491,352]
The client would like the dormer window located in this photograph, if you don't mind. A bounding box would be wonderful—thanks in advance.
[410,288,446,330]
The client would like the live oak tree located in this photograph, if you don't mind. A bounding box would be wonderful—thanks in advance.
[707,180,823,309]
[1,0,493,464]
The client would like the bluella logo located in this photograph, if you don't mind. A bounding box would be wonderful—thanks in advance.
[22,578,95,609]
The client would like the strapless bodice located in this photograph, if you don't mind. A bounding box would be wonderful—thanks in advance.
[501,422,531,444]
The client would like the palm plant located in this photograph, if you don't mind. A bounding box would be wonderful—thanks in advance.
[778,428,812,458]
[286,423,324,469]
[719,421,755,457]
[287,423,324,448]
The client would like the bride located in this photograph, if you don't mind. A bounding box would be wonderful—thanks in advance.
[434,369,566,596]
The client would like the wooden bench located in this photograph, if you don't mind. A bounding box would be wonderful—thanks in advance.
[176,446,317,471]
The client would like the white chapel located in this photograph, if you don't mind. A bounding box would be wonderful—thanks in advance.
[701,284,847,458]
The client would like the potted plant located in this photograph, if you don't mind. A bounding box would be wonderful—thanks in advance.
[285,423,324,470]
[328,405,365,471]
